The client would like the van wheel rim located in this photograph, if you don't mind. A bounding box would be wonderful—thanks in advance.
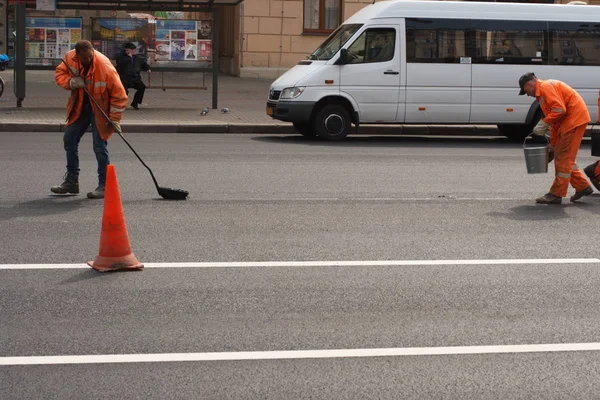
[324,114,344,135]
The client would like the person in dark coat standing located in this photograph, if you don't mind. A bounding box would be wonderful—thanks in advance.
[116,42,151,109]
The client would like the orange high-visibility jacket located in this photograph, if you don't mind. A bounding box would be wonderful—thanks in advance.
[55,49,128,141]
[536,79,590,136]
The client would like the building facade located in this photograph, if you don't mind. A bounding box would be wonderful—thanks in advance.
[217,0,600,79]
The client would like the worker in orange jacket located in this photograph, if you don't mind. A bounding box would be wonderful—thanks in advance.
[582,91,600,192]
[51,40,128,199]
[519,72,592,204]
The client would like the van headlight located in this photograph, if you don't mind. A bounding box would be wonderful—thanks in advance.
[280,87,305,99]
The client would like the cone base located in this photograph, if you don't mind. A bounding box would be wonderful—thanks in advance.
[87,253,144,272]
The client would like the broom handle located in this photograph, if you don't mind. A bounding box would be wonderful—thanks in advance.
[60,59,161,190]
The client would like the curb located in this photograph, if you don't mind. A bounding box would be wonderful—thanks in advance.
[1,122,596,137]
[0,122,62,132]
[0,122,502,135]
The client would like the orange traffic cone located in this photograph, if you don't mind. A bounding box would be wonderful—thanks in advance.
[88,164,144,272]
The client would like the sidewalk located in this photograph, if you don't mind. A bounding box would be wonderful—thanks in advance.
[0,70,502,135]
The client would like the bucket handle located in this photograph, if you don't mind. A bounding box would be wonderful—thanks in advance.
[523,133,549,148]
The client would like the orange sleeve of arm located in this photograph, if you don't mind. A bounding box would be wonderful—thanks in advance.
[107,67,128,122]
[54,63,72,91]
[541,83,566,125]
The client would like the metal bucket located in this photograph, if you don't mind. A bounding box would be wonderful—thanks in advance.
[592,127,600,157]
[523,135,549,174]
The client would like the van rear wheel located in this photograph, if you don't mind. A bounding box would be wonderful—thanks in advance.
[497,124,531,141]
[498,122,547,142]
[313,104,351,141]
[498,111,543,142]
[293,122,316,137]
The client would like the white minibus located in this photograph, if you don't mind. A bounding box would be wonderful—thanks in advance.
[266,0,600,140]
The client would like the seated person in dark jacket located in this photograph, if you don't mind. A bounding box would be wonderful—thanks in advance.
[116,42,151,109]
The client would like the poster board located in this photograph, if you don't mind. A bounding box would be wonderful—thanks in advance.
[25,17,82,62]
[154,19,212,63]
[91,18,150,60]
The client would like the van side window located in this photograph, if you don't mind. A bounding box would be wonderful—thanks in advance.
[548,22,600,66]
[470,20,548,65]
[346,28,396,64]
[406,19,469,63]
[406,18,550,65]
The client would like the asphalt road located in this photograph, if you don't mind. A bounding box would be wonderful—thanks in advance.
[2,132,600,399]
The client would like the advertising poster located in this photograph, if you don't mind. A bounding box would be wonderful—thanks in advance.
[198,40,212,61]
[155,41,170,61]
[154,20,210,62]
[58,29,70,44]
[25,18,81,60]
[91,18,150,59]
[186,39,197,60]
[171,40,185,60]
[46,29,57,43]
[198,20,212,39]
[155,30,170,41]
[70,29,81,43]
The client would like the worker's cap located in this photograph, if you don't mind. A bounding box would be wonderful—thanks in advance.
[518,72,536,95]
[123,42,136,49]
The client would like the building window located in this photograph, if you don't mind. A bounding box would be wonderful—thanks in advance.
[304,0,341,34]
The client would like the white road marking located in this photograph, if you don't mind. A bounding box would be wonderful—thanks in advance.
[174,197,553,201]
[3,342,600,365]
[1,258,599,270]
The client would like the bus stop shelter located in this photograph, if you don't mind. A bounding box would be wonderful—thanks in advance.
[11,0,243,108]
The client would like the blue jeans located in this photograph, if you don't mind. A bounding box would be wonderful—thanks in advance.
[63,106,109,186]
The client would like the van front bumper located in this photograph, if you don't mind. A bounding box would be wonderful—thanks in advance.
[266,101,314,123]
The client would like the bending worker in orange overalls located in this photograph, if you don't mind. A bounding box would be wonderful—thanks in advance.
[582,90,600,192]
[519,72,592,204]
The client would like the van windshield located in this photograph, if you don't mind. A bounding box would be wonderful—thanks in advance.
[309,24,363,61]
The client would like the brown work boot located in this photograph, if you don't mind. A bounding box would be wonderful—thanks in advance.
[535,193,562,204]
[87,185,105,199]
[570,186,593,203]
[50,173,79,194]
[584,162,600,192]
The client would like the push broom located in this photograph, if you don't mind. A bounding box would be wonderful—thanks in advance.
[61,59,189,200]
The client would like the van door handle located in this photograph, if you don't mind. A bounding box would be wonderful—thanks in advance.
[384,70,399,75]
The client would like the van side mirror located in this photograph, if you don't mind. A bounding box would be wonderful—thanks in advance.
[337,48,348,65]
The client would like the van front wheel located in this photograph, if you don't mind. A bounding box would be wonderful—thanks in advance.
[313,104,351,141]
